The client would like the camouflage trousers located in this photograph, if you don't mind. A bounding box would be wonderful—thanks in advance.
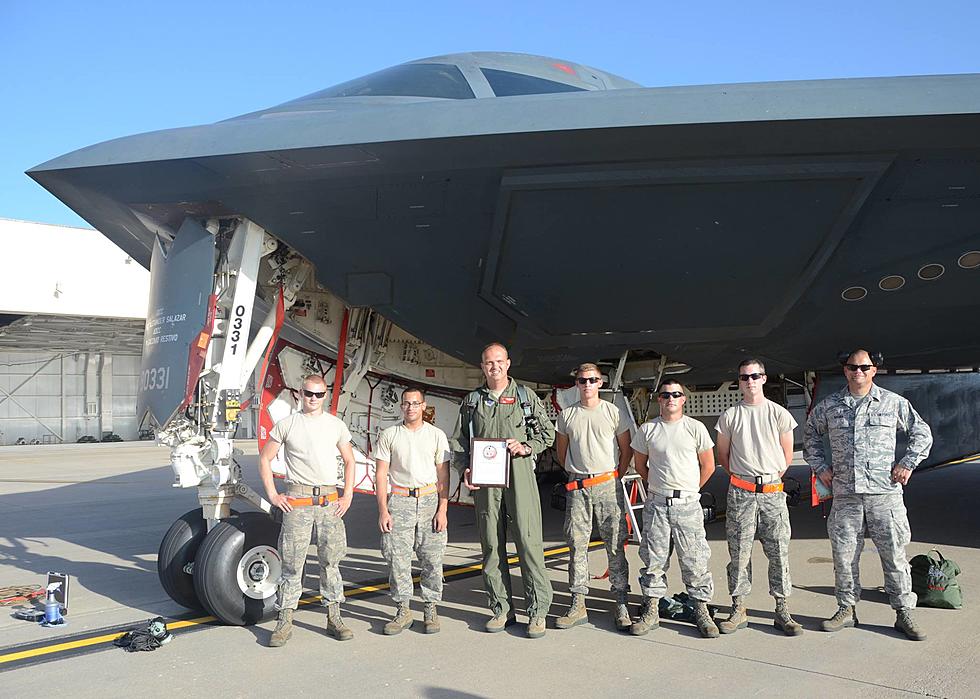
[381,492,447,603]
[638,496,713,602]
[276,499,347,610]
[564,477,629,600]
[828,492,916,609]
[726,487,792,598]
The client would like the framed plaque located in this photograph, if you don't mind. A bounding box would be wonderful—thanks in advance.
[470,438,511,487]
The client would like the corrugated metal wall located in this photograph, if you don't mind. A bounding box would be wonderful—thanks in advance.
[0,351,141,445]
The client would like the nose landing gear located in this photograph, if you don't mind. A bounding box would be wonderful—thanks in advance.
[158,510,281,626]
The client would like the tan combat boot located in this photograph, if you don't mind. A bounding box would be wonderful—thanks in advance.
[326,602,354,641]
[614,602,632,632]
[485,611,516,633]
[423,602,441,634]
[774,597,803,636]
[526,616,547,639]
[383,601,414,636]
[820,605,858,632]
[629,597,660,636]
[555,593,588,629]
[268,609,293,647]
[895,608,926,641]
[718,596,748,634]
[693,601,720,638]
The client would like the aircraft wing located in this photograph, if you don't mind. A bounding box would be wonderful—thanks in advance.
[29,65,980,383]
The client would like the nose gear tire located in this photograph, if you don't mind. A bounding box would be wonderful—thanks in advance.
[193,512,282,625]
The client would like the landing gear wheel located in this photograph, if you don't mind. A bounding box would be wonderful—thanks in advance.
[158,510,208,611]
[158,508,239,611]
[193,512,282,626]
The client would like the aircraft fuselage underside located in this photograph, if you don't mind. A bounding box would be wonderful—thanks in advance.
[31,117,980,383]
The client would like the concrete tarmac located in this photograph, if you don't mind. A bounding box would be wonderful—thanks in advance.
[1,442,978,697]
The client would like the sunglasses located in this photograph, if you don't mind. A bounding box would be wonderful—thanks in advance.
[576,377,601,385]
[658,391,684,399]
[844,364,874,372]
[738,372,765,382]
[302,389,326,398]
[401,401,424,408]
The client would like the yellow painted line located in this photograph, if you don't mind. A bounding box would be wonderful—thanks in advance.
[928,453,980,470]
[0,540,601,666]
[296,541,600,604]
[159,614,219,631]
[0,633,126,665]
[0,611,220,666]
[444,563,485,578]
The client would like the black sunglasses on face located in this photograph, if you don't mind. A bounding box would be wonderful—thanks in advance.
[302,389,326,398]
[576,377,601,385]
[738,372,765,381]
[844,364,874,372]
[658,391,684,399]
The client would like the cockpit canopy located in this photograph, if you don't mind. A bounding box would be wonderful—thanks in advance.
[268,52,640,113]
[298,63,479,100]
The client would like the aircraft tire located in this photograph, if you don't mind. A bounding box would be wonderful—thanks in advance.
[193,512,282,626]
[157,510,208,611]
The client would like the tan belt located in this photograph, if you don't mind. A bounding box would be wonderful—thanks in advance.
[730,475,784,493]
[565,470,617,492]
[391,483,438,497]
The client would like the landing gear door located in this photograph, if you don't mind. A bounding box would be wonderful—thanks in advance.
[137,218,216,429]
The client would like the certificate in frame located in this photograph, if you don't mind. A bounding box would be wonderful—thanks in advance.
[470,438,511,487]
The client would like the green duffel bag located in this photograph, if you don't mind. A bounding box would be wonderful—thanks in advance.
[910,549,963,609]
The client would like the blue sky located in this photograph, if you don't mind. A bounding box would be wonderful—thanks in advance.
[3,0,979,227]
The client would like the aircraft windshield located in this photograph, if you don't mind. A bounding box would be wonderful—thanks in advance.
[481,68,588,97]
[299,64,475,100]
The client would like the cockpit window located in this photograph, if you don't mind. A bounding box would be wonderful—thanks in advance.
[481,68,588,97]
[297,64,475,101]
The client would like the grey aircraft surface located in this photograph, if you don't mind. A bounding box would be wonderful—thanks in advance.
[29,51,980,384]
[24,51,980,627]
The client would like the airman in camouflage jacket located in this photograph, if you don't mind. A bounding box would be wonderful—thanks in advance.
[803,384,932,495]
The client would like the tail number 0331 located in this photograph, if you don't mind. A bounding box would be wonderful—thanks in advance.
[229,305,245,355]
[140,366,171,391]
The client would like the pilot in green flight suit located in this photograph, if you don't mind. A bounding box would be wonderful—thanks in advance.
[450,342,555,638]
